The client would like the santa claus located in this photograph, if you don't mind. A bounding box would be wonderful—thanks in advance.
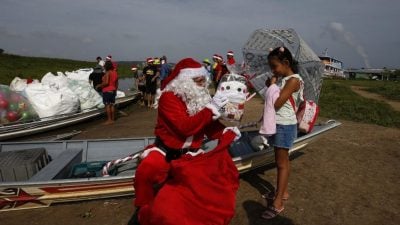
[131,58,241,225]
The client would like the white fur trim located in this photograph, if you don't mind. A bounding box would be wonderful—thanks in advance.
[205,103,221,120]
[223,126,241,141]
[178,67,208,79]
[227,52,234,56]
[182,136,193,148]
[140,147,166,159]
[186,149,205,156]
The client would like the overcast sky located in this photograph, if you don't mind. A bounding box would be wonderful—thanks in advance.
[1,0,399,69]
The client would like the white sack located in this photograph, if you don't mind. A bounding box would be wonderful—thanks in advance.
[23,83,80,118]
[9,77,28,92]
[67,79,104,110]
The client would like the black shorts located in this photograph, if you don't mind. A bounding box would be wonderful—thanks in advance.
[145,83,157,95]
[103,91,116,105]
[138,85,146,93]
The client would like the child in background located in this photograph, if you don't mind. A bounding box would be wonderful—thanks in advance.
[261,46,303,219]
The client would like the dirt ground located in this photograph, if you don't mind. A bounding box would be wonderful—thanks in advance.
[1,95,400,225]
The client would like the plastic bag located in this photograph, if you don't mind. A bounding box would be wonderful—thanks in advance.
[0,85,39,124]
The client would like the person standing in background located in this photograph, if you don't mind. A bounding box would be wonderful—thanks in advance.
[96,56,105,68]
[143,58,158,108]
[159,55,170,84]
[96,61,119,125]
[89,65,105,95]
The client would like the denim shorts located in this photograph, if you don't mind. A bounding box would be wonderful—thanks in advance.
[268,124,297,149]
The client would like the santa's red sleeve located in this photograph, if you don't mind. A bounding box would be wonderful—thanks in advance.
[158,92,215,137]
[204,120,225,140]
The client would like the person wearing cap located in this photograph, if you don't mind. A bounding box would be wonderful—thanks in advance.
[159,56,170,83]
[212,55,225,86]
[143,58,158,108]
[105,55,118,71]
[131,58,241,225]
[202,58,212,80]
[226,50,236,66]
[132,66,146,105]
[226,50,237,74]
[96,61,118,125]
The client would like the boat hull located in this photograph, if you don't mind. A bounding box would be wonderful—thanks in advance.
[0,93,138,141]
[0,120,341,211]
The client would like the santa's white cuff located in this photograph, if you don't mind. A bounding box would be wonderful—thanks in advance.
[223,126,241,141]
[205,103,221,120]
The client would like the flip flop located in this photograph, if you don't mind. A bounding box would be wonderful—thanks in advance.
[261,205,284,219]
[262,192,289,201]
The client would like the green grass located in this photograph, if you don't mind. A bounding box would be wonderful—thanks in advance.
[0,54,135,85]
[319,80,400,128]
[327,79,400,101]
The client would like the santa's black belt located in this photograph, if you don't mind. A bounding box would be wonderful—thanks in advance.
[154,137,199,162]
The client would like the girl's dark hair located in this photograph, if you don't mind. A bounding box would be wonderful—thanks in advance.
[104,61,114,71]
[267,46,299,73]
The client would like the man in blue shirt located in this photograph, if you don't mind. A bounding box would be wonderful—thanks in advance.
[159,56,170,83]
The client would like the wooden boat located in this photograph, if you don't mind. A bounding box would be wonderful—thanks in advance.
[0,120,340,211]
[0,92,139,141]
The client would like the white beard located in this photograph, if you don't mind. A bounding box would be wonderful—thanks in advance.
[164,76,211,115]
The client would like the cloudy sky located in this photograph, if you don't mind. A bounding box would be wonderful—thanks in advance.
[1,0,399,69]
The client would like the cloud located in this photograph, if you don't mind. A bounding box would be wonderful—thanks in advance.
[324,22,371,68]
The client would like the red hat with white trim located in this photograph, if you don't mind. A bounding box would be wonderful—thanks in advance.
[146,57,154,63]
[106,55,112,60]
[227,50,234,56]
[212,54,218,59]
[161,58,208,90]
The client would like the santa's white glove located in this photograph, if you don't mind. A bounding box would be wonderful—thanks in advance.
[206,92,229,120]
[223,126,241,141]
[211,92,229,110]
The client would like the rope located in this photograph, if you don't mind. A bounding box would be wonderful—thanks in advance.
[102,152,141,177]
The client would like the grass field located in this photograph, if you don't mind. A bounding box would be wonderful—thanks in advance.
[319,80,400,128]
[0,54,134,85]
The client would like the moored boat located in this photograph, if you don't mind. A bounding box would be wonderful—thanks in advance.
[0,92,139,141]
[0,120,340,211]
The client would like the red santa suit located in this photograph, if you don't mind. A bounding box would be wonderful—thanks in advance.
[133,58,240,225]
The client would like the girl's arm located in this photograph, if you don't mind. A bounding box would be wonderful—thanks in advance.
[273,78,300,110]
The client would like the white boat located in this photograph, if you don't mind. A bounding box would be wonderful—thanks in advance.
[319,49,345,78]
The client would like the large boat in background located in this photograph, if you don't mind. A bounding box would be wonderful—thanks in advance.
[319,49,345,78]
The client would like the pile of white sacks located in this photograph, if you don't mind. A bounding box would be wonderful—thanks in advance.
[9,68,125,119]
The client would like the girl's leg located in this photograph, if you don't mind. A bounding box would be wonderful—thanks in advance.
[273,147,290,210]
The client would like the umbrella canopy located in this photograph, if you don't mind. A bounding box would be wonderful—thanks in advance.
[243,28,324,103]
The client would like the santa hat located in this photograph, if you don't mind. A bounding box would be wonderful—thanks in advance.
[227,50,234,56]
[131,66,137,71]
[216,55,223,61]
[146,57,154,63]
[106,55,112,60]
[212,54,218,59]
[161,58,208,90]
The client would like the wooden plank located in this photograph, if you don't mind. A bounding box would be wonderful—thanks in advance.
[29,149,83,182]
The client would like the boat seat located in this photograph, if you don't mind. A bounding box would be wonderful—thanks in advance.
[29,148,83,182]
